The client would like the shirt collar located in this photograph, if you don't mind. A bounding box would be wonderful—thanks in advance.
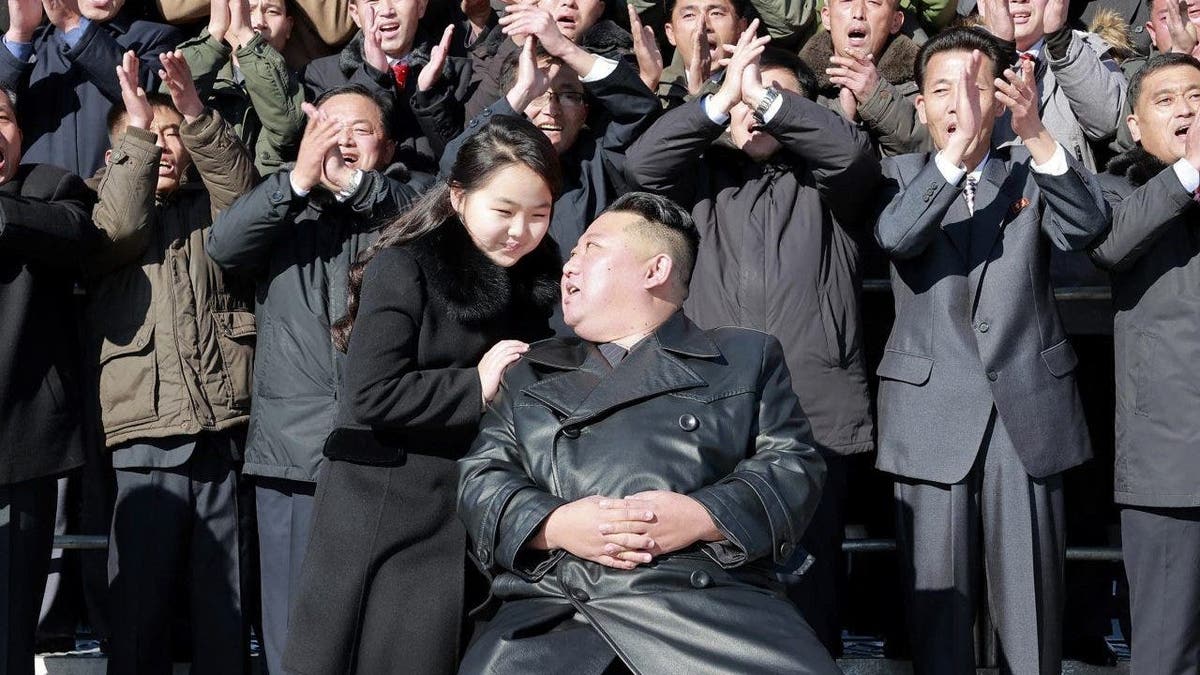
[968,151,992,182]
[1021,38,1045,60]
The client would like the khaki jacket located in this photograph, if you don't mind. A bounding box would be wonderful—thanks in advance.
[86,110,258,448]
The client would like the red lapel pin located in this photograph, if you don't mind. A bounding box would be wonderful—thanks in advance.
[1011,197,1030,215]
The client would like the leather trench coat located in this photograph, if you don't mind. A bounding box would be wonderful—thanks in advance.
[457,312,837,674]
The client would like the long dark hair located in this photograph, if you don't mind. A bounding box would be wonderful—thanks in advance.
[332,116,561,352]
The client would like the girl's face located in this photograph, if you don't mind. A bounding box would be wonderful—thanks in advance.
[451,163,554,267]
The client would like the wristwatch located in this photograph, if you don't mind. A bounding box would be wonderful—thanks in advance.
[335,169,364,202]
[753,86,781,124]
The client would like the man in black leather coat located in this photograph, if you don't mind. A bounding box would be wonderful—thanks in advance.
[457,192,838,675]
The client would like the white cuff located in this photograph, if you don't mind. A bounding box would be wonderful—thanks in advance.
[760,94,785,124]
[335,169,364,203]
[289,173,310,198]
[701,95,730,126]
[934,152,966,185]
[1173,158,1200,194]
[1030,142,1069,176]
[580,56,618,83]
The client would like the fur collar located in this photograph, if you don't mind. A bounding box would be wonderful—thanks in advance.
[578,19,633,56]
[1106,145,1170,188]
[405,219,561,324]
[800,31,919,94]
[337,31,433,79]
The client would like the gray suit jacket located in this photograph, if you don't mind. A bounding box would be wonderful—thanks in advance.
[874,148,1109,483]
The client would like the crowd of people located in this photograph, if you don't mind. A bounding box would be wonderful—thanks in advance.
[0,0,1197,673]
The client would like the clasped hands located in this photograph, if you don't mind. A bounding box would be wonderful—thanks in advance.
[530,491,724,570]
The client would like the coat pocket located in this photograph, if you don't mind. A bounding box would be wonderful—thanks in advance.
[876,349,933,385]
[1040,339,1078,378]
[1132,331,1160,418]
[98,321,159,431]
[212,310,257,411]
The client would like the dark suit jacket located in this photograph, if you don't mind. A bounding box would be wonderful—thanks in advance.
[0,163,96,485]
[1091,148,1200,508]
[874,147,1109,483]
[457,312,830,674]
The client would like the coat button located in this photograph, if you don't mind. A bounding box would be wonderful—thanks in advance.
[977,321,989,333]
[779,542,794,557]
[689,570,712,588]
[678,414,699,431]
[987,370,998,382]
[478,549,490,565]
[270,190,284,203]
[569,587,590,602]
[562,427,580,439]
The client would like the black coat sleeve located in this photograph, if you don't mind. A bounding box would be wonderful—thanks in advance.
[1091,166,1197,272]
[0,166,97,267]
[343,247,486,431]
[623,99,725,205]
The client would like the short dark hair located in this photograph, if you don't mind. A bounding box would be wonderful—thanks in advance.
[665,0,753,22]
[604,192,700,295]
[759,47,818,100]
[313,84,398,141]
[1129,52,1200,111]
[914,27,1008,93]
[106,92,181,136]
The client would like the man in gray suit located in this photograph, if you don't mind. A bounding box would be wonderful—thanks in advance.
[875,27,1110,674]
[1090,52,1200,675]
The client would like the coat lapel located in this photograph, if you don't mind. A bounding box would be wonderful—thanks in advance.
[942,181,973,263]
[966,155,1026,311]
[522,341,608,417]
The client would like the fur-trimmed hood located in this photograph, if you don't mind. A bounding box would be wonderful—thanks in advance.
[799,31,920,94]
[405,219,561,324]
[1106,145,1170,188]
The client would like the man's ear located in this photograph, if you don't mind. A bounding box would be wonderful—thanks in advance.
[1127,112,1142,144]
[643,253,675,291]
[450,184,465,215]
[349,1,362,29]
[1147,20,1161,51]
[820,4,831,32]
[104,148,113,166]
[915,94,927,126]
[417,0,430,18]
[379,139,396,169]
[890,9,904,34]
[664,21,678,47]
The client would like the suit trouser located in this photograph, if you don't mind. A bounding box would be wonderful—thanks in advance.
[1122,505,1200,675]
[107,438,244,675]
[894,409,1066,675]
[254,476,316,675]
[0,475,57,675]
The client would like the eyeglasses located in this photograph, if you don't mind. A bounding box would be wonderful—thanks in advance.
[530,90,586,108]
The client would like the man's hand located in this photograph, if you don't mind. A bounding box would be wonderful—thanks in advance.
[977,0,1014,43]
[505,37,550,112]
[208,0,230,44]
[601,491,722,558]
[499,3,572,58]
[1166,0,1199,55]
[531,496,657,570]
[941,49,984,168]
[358,2,389,73]
[417,25,454,92]
[42,0,82,34]
[684,16,712,95]
[708,19,768,116]
[995,57,1044,140]
[828,53,881,106]
[629,5,663,92]
[1042,0,1068,34]
[292,102,341,193]
[116,50,153,130]
[159,51,205,122]
[227,0,255,50]
[7,0,44,44]
[1185,108,1200,171]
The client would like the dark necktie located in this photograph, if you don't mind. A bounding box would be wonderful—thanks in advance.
[964,175,977,215]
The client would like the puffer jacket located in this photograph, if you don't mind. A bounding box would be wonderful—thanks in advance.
[207,165,427,483]
[85,110,258,449]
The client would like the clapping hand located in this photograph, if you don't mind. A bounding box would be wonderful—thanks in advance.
[116,50,153,130]
[941,49,985,168]
[505,37,551,112]
[158,50,205,122]
[708,20,769,116]
[629,5,663,92]
[417,25,454,92]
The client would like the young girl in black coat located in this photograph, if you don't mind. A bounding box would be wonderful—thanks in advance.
[282,116,562,675]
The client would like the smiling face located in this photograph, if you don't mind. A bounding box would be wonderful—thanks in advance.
[1149,0,1200,51]
[916,49,1001,157]
[350,0,428,57]
[728,65,799,161]
[522,64,588,154]
[0,94,22,186]
[318,92,396,172]
[79,0,125,21]
[249,0,294,53]
[665,0,747,75]
[1129,64,1200,164]
[450,162,554,267]
[1009,0,1047,52]
[538,0,605,42]
[822,0,903,60]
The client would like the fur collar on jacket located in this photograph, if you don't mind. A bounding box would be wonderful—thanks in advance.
[1106,145,1170,188]
[406,220,561,324]
[800,31,920,94]
[337,30,433,79]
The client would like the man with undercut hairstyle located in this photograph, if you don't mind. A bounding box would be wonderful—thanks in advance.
[1089,52,1200,675]
[876,27,1109,674]
[457,192,838,675]
[625,26,879,654]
